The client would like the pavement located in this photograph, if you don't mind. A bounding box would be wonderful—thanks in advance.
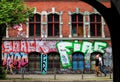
[0,74,113,82]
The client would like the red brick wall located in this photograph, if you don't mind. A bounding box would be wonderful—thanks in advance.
[8,1,111,37]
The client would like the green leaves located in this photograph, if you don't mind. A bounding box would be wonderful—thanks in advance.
[0,0,34,26]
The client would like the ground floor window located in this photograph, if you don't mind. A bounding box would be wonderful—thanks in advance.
[6,51,112,74]
[28,52,41,73]
[90,52,104,73]
[48,52,60,73]
[90,53,96,73]
[72,52,84,73]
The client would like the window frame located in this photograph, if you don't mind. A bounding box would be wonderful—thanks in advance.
[29,13,41,37]
[90,14,102,37]
[48,52,60,72]
[47,13,60,37]
[71,13,84,37]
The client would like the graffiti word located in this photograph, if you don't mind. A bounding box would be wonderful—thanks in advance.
[2,41,57,54]
[2,52,28,69]
[56,40,108,68]
[41,54,47,74]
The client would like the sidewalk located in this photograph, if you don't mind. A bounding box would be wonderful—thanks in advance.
[0,74,113,82]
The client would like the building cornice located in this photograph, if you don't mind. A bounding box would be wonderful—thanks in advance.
[2,37,111,41]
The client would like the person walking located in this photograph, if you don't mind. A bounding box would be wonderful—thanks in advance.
[99,54,107,76]
[95,54,102,77]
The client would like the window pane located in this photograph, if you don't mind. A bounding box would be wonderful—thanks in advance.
[96,14,101,22]
[36,14,41,22]
[78,23,83,36]
[71,14,76,22]
[97,24,101,36]
[36,24,41,36]
[54,24,59,36]
[48,24,53,36]
[72,24,77,36]
[54,14,59,22]
[90,24,95,36]
[90,14,95,22]
[29,16,34,22]
[48,14,53,22]
[78,14,83,22]
[29,24,34,36]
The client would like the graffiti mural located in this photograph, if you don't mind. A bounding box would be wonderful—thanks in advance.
[2,52,28,69]
[13,24,25,37]
[56,40,108,68]
[103,46,113,67]
[2,41,57,71]
[2,41,57,53]
[1,40,112,74]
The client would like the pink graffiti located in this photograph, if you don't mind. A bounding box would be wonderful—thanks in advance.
[2,41,58,54]
[13,24,22,30]
[2,53,28,69]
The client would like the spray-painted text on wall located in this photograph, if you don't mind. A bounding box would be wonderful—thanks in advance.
[56,40,108,68]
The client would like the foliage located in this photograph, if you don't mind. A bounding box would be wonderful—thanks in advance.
[0,66,6,79]
[0,0,34,79]
[0,0,35,26]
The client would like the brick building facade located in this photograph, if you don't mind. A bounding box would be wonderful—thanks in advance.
[2,0,112,74]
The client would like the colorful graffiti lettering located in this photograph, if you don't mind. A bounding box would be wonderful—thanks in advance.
[2,41,57,54]
[2,52,28,69]
[2,40,110,72]
[41,54,47,74]
[56,40,108,68]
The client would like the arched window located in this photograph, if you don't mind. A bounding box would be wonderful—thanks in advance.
[48,52,60,73]
[28,52,41,73]
[71,14,83,37]
[29,14,41,37]
[90,52,103,73]
[47,14,59,37]
[90,14,102,37]
[72,52,84,73]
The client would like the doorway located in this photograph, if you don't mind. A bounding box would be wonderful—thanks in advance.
[72,52,84,73]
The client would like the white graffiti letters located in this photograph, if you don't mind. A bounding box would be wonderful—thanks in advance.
[56,41,108,68]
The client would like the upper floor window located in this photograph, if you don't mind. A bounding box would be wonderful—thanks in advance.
[47,14,59,37]
[29,14,41,37]
[90,14,102,37]
[71,14,83,37]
